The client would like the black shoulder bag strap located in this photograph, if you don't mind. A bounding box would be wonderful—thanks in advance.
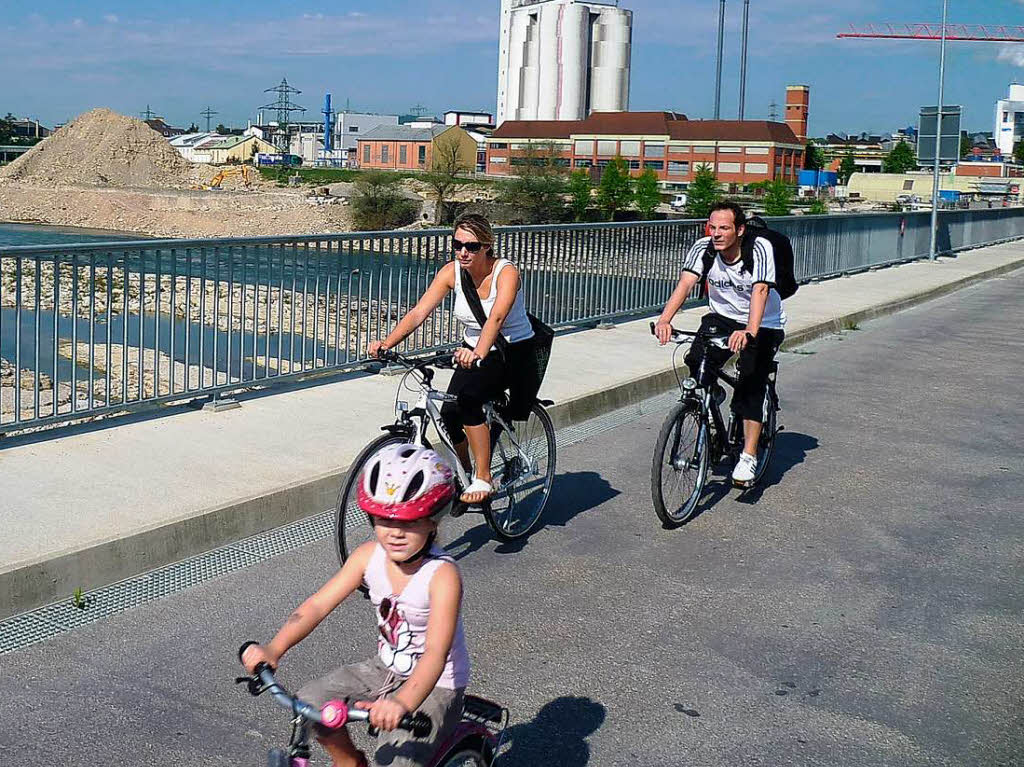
[458,261,509,360]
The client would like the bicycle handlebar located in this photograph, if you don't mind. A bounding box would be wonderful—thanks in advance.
[650,322,731,348]
[236,642,432,737]
[375,348,481,370]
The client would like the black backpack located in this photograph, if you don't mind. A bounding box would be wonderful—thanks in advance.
[701,216,799,300]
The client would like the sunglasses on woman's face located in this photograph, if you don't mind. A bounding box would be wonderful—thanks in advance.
[452,239,484,253]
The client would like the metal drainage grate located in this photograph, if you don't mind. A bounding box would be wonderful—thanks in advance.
[0,389,680,655]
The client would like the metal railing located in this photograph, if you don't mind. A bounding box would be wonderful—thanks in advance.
[1,208,1022,432]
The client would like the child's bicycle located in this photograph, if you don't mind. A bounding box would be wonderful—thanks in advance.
[236,642,508,767]
[335,348,556,566]
[650,323,780,527]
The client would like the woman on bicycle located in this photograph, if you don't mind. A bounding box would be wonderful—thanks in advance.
[242,444,470,767]
[368,213,535,505]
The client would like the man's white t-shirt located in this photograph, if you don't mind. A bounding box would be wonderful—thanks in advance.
[682,235,786,330]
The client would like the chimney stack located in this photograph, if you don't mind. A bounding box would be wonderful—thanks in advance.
[785,85,809,143]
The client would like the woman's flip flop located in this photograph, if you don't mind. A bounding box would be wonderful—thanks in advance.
[460,476,494,505]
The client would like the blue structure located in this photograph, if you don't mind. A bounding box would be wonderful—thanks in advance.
[322,93,334,154]
[798,170,838,188]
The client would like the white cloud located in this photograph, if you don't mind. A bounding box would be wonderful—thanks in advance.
[104,14,119,24]
[998,45,1024,67]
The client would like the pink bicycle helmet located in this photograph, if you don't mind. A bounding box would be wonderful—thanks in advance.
[357,443,456,521]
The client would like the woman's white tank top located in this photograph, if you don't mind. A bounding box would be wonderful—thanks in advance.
[453,259,534,348]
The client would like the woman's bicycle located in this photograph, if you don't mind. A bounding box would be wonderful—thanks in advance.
[236,641,508,767]
[336,349,557,566]
[650,323,780,527]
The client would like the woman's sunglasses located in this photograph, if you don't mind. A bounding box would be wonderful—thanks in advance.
[452,239,485,254]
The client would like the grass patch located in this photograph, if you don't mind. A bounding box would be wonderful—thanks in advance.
[787,348,816,355]
[842,319,861,331]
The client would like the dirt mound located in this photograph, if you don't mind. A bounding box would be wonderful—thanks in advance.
[0,108,202,189]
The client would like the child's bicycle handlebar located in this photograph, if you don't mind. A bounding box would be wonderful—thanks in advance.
[236,641,432,738]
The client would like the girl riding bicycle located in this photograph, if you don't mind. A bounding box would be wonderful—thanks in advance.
[367,213,536,506]
[242,444,470,767]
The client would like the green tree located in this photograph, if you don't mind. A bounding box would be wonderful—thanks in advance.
[496,141,569,223]
[496,173,568,224]
[349,171,419,230]
[960,133,973,159]
[684,163,721,218]
[751,177,793,216]
[596,157,633,220]
[0,113,15,144]
[838,152,857,184]
[633,168,662,220]
[807,198,828,215]
[567,169,593,221]
[882,141,917,173]
[422,135,471,224]
[804,141,825,171]
[1014,141,1024,166]
[215,123,228,134]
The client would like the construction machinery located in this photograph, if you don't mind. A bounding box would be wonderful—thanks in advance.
[206,165,255,190]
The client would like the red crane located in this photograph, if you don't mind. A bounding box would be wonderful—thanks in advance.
[837,23,1024,43]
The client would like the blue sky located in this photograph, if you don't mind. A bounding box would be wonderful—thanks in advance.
[4,0,1024,136]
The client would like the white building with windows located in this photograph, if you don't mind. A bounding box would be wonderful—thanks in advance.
[334,112,400,154]
[498,0,632,125]
[995,84,1024,157]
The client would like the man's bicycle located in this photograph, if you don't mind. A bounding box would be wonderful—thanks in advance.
[236,641,508,767]
[650,323,780,527]
[335,349,557,565]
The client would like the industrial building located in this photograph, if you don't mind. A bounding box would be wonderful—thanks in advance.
[995,83,1024,157]
[486,85,808,188]
[8,118,51,140]
[356,125,477,172]
[206,134,278,165]
[848,170,1022,204]
[169,132,224,163]
[445,110,494,127]
[497,0,632,124]
[485,111,804,188]
[246,111,401,166]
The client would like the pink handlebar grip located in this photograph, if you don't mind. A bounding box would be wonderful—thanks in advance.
[320,700,349,729]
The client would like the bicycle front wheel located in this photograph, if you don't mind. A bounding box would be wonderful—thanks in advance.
[335,433,408,567]
[484,403,556,541]
[651,400,708,527]
[437,747,491,767]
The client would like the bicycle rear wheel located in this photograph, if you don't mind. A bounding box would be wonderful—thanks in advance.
[484,403,556,541]
[651,400,708,527]
[335,433,408,568]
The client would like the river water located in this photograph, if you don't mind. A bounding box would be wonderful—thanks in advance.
[0,223,144,248]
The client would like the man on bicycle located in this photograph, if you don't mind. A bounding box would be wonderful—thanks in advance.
[654,201,786,486]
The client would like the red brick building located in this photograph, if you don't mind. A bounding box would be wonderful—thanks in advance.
[356,125,477,172]
[485,110,805,189]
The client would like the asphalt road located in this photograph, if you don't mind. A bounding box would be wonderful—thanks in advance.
[2,270,1022,767]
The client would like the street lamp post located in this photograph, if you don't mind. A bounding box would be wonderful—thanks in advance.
[929,0,949,261]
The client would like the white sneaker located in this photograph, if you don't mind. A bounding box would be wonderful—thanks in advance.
[731,452,758,486]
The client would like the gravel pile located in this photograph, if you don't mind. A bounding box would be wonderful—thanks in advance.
[0,108,203,189]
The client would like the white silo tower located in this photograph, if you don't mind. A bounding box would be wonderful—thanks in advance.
[497,0,632,125]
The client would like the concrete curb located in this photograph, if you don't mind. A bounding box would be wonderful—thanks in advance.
[3,255,1023,619]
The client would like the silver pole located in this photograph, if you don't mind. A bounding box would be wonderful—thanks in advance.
[929,0,948,261]
[714,0,725,119]
[739,0,750,119]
